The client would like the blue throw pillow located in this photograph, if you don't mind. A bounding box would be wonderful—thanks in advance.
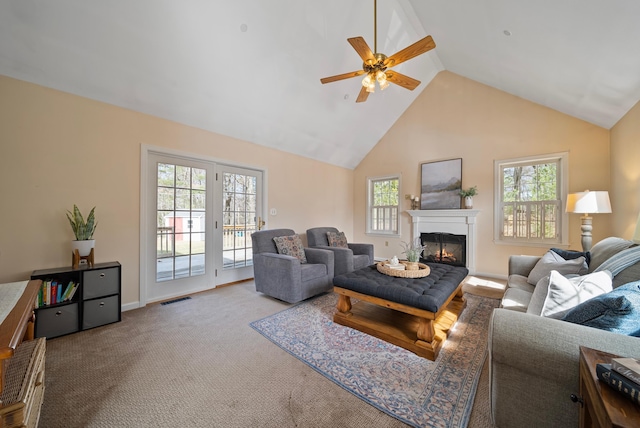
[551,247,591,266]
[561,281,640,336]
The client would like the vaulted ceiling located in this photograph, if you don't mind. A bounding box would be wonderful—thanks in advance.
[2,1,639,169]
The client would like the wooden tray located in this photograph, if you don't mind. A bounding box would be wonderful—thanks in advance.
[376,261,431,278]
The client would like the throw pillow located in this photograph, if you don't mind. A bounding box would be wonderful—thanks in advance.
[541,270,613,319]
[326,231,348,248]
[273,234,307,263]
[561,281,640,336]
[589,237,633,271]
[551,248,591,266]
[527,250,589,285]
[594,245,640,277]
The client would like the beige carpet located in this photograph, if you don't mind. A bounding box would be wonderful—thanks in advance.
[39,281,497,427]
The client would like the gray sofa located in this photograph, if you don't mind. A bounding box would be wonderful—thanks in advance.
[251,228,335,303]
[489,237,640,428]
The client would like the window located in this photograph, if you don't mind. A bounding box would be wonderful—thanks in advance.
[494,153,568,246]
[367,176,400,235]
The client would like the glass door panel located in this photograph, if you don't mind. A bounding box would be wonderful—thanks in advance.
[216,166,263,284]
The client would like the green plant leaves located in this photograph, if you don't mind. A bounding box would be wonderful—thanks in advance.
[66,205,97,240]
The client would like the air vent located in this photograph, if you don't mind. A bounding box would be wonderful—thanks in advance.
[160,296,192,306]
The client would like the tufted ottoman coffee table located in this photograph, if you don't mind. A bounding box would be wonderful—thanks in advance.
[332,263,469,360]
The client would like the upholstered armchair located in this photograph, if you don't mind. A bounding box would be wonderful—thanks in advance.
[306,227,374,276]
[251,228,335,303]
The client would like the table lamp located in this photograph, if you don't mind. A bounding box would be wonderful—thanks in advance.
[566,190,612,252]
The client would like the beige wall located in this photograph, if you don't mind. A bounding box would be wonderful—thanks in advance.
[353,71,612,277]
[0,76,354,305]
[610,99,640,238]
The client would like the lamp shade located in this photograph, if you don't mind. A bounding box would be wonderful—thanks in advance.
[566,191,612,214]
[633,212,640,244]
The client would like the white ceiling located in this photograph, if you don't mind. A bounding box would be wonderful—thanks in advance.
[1,0,639,169]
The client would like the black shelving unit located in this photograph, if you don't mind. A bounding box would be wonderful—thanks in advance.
[31,261,121,338]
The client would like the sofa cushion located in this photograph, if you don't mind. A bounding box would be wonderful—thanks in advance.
[527,250,588,285]
[326,231,348,248]
[526,276,552,316]
[541,270,613,319]
[561,281,640,336]
[501,288,533,312]
[507,274,535,293]
[273,234,307,263]
[300,262,328,281]
[589,237,633,271]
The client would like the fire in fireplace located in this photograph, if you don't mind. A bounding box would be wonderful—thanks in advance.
[420,232,466,267]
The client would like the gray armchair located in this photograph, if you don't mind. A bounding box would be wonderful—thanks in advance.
[306,227,374,276]
[251,228,334,303]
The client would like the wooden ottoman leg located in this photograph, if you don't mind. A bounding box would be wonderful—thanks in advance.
[416,317,435,343]
[336,294,352,315]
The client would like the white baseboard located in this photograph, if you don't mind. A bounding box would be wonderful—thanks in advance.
[121,301,141,312]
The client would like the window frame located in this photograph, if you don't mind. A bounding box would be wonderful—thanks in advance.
[493,152,569,247]
[366,174,401,237]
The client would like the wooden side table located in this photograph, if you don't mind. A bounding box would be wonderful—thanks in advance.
[578,346,640,428]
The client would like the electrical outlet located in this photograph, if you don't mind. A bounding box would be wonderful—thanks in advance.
[270,208,277,216]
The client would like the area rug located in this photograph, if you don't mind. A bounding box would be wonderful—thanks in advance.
[250,292,499,428]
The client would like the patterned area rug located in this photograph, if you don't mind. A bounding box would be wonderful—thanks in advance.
[250,292,499,428]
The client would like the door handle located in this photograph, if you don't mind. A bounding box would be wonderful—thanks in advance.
[257,216,266,230]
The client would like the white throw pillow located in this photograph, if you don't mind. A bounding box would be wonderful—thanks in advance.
[541,270,613,319]
[527,250,588,285]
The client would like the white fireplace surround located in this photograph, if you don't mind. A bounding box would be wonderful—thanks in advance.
[407,209,480,274]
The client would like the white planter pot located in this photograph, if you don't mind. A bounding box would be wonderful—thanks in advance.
[464,196,474,209]
[71,239,95,256]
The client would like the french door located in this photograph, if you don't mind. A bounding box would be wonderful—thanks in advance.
[142,148,264,304]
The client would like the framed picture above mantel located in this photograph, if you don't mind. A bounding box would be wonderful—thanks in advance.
[420,158,462,210]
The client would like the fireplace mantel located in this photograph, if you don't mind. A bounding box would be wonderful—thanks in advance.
[407,210,480,274]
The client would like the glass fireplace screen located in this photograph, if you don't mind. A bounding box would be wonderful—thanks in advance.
[420,232,466,267]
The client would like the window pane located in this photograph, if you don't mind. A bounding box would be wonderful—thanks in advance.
[176,189,191,210]
[192,168,206,190]
[158,188,174,210]
[175,166,190,188]
[157,163,175,187]
[192,190,205,210]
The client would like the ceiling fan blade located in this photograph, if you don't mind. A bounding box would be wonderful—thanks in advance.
[384,35,436,68]
[356,86,370,103]
[320,70,365,84]
[386,71,421,90]
[348,37,375,64]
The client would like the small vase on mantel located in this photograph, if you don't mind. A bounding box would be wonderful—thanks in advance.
[459,186,478,209]
[464,196,473,209]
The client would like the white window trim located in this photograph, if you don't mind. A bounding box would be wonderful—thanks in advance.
[493,152,569,247]
[366,174,401,237]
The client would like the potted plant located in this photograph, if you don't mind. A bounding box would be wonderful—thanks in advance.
[401,238,425,270]
[459,186,478,209]
[66,205,97,257]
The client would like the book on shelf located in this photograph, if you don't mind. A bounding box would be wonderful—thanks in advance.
[596,363,640,406]
[37,280,78,308]
[612,357,640,385]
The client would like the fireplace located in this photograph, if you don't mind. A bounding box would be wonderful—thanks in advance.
[420,233,466,267]
[407,209,479,274]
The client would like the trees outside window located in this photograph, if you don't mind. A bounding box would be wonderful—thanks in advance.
[495,153,568,246]
[367,176,400,235]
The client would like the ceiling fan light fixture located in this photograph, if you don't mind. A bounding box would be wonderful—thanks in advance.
[376,70,389,90]
[362,72,375,88]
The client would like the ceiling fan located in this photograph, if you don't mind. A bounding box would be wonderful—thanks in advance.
[320,0,436,103]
